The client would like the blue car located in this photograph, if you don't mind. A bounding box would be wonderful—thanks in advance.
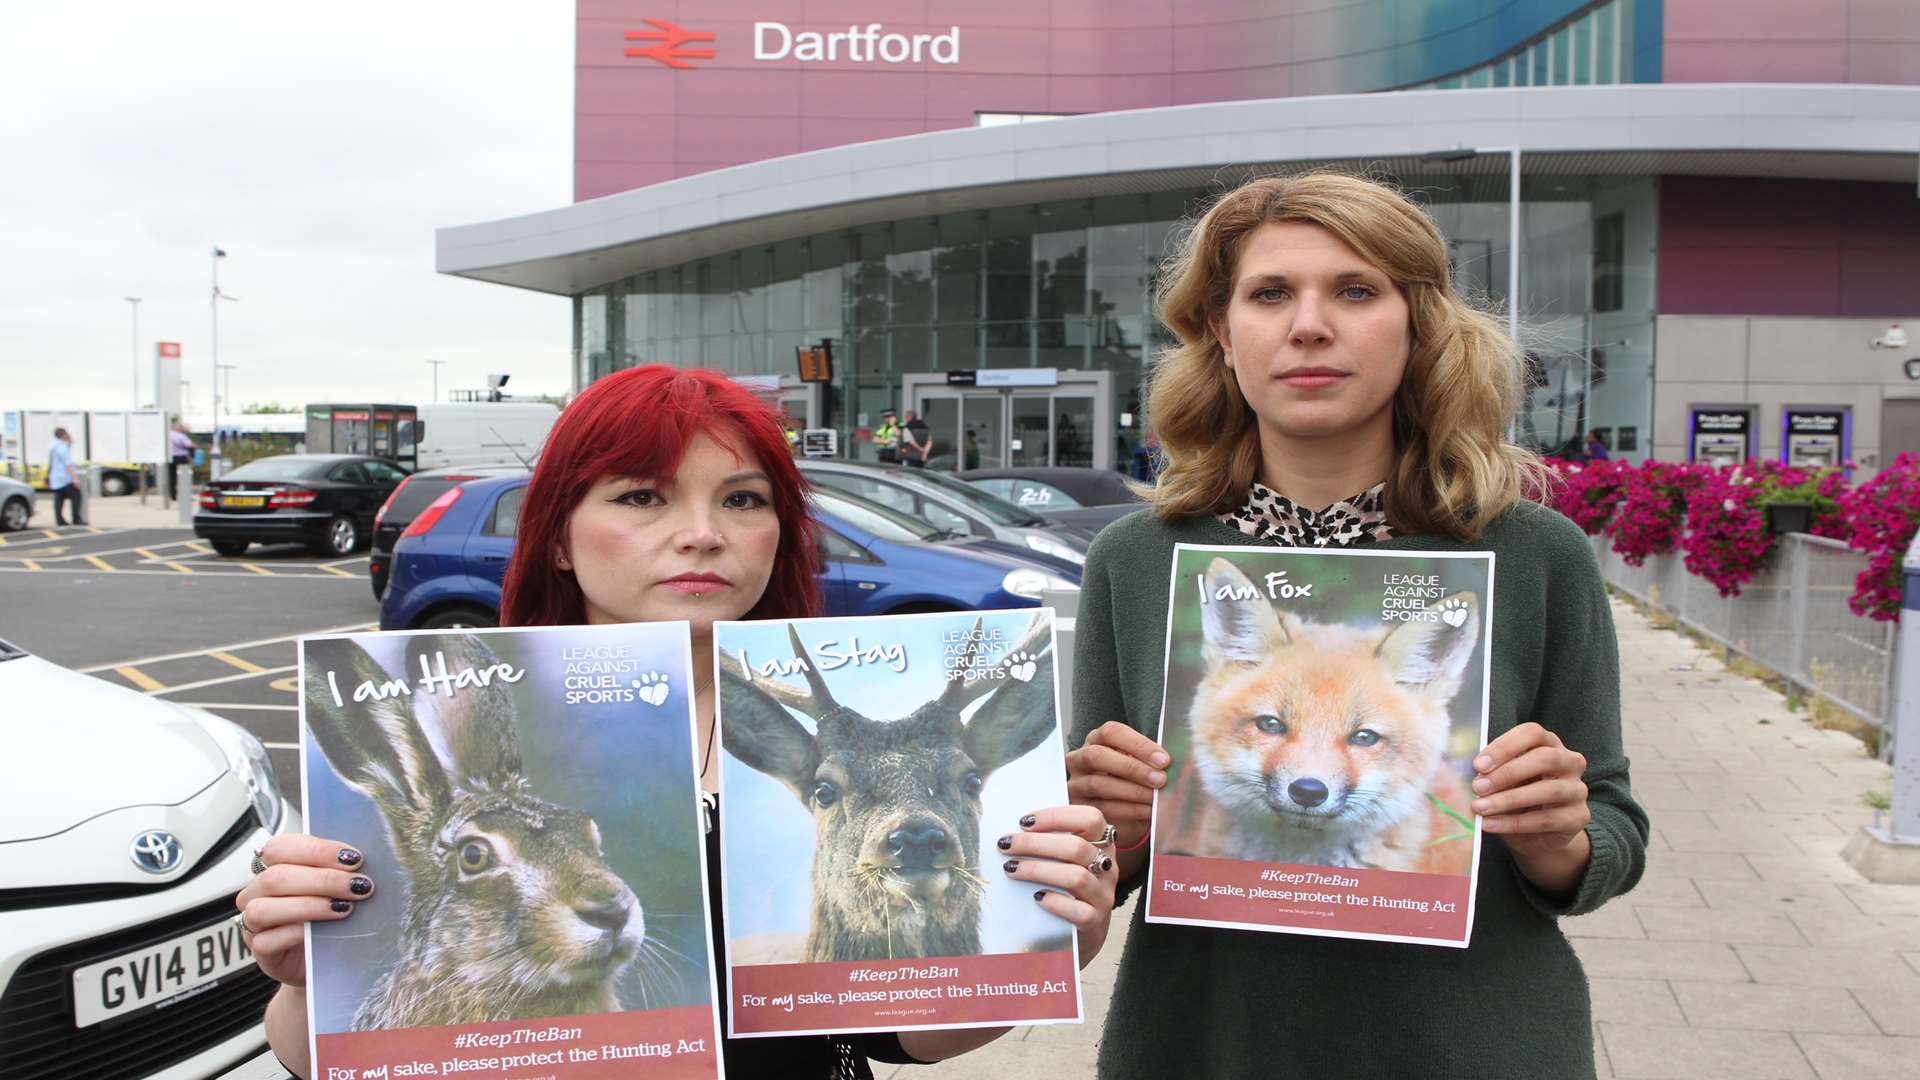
[380,474,1081,630]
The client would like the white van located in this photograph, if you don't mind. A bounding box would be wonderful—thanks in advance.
[409,403,558,470]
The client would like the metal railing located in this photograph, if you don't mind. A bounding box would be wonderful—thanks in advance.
[1593,533,1897,730]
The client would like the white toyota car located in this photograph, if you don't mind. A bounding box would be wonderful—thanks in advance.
[0,637,301,1079]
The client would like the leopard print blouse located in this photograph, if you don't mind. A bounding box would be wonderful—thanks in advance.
[1218,481,1396,547]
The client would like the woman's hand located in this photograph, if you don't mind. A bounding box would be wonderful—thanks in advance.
[999,805,1118,967]
[1065,721,1167,850]
[1472,722,1593,898]
[235,834,374,988]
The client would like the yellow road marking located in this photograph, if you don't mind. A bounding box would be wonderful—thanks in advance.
[136,548,161,560]
[84,555,114,572]
[269,676,299,693]
[21,559,40,571]
[41,529,59,539]
[162,561,195,574]
[87,526,104,534]
[240,562,273,576]
[116,666,166,692]
[0,534,9,545]
[187,541,212,553]
[314,564,357,578]
[209,650,266,673]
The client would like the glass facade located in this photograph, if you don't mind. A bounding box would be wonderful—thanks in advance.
[578,173,1659,468]
[1408,0,1641,91]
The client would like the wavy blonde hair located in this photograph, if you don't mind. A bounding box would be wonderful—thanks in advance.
[1144,170,1547,541]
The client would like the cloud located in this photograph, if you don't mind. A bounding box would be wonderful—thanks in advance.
[0,1,576,412]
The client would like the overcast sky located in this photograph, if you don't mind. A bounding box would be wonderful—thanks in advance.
[0,1,575,416]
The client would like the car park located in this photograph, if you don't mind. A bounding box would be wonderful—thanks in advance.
[956,465,1145,533]
[0,637,300,1080]
[0,474,33,531]
[798,459,1093,565]
[368,464,526,599]
[378,473,1079,630]
[194,453,409,557]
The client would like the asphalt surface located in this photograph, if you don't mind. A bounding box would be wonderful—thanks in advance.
[1,524,387,803]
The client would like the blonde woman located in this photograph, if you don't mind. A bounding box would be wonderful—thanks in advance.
[1065,173,1646,1078]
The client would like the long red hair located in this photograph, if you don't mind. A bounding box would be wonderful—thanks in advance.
[500,365,822,627]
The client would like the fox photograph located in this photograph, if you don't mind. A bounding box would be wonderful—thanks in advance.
[714,609,1073,970]
[1153,546,1493,881]
[298,624,716,1038]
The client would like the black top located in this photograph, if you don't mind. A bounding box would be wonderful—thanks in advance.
[705,796,920,1078]
[902,418,931,462]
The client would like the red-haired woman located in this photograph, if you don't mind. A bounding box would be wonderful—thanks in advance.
[237,365,1118,1079]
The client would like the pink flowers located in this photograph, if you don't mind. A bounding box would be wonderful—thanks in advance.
[1839,453,1920,622]
[1546,457,1633,535]
[1609,461,1705,567]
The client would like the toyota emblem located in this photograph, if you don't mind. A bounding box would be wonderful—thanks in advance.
[129,830,184,874]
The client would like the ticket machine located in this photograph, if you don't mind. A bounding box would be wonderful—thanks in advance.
[1782,407,1849,468]
[1689,407,1752,467]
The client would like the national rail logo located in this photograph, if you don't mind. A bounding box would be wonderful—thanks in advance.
[624,18,962,69]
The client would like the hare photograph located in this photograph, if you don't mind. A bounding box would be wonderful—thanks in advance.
[714,608,1082,1037]
[1147,545,1494,946]
[298,623,722,1077]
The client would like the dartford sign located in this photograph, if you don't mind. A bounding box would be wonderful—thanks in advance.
[754,22,961,64]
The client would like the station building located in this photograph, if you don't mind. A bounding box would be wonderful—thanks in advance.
[437,0,1920,471]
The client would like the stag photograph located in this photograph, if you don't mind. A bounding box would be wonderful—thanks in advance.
[298,624,723,1079]
[1146,546,1495,947]
[715,609,1082,1036]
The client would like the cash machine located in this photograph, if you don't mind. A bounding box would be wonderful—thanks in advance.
[1781,407,1849,468]
[1689,407,1752,467]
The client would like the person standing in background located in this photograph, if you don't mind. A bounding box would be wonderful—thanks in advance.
[168,421,195,500]
[901,408,931,468]
[48,427,84,526]
[873,408,901,463]
[1585,428,1612,461]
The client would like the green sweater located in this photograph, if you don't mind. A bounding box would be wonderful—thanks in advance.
[1070,500,1647,1080]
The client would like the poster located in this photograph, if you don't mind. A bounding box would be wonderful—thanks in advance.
[300,624,723,1079]
[713,609,1082,1037]
[1145,545,1495,948]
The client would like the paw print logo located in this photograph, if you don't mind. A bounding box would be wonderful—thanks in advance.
[629,672,671,706]
[1437,595,1470,628]
[1003,651,1038,683]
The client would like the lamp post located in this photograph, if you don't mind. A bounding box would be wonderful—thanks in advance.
[123,297,141,409]
[210,248,239,477]
[427,359,447,402]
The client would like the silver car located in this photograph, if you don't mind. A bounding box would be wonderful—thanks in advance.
[0,474,34,532]
[799,460,1091,565]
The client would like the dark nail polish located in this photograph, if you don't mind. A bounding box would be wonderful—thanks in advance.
[1003,859,1019,874]
[1019,814,1037,828]
[1034,890,1048,902]
[337,848,362,866]
[996,835,1012,851]
[349,876,372,896]
[330,899,352,914]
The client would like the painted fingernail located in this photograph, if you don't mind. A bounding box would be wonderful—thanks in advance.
[997,835,1013,851]
[1003,859,1020,874]
[1034,890,1048,902]
[349,876,372,895]
[330,899,353,914]
[337,848,362,866]
[1019,814,1037,828]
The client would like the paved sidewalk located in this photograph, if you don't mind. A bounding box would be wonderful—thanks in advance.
[30,490,190,530]
[889,598,1914,1079]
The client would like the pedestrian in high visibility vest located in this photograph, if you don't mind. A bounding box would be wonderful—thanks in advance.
[874,408,900,463]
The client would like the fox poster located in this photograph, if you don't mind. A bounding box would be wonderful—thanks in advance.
[713,609,1083,1038]
[299,623,724,1079]
[1146,545,1495,947]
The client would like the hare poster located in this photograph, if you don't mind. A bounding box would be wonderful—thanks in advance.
[713,609,1082,1038]
[1146,545,1495,947]
[299,624,723,1080]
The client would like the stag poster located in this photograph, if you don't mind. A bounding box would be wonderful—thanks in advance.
[299,624,724,1080]
[1145,545,1495,948]
[714,609,1082,1038]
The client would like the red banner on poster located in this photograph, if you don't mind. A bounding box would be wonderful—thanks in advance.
[730,950,1077,1035]
[1151,853,1473,942]
[313,1005,718,1080]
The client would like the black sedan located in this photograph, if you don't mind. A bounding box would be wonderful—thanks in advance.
[194,454,410,557]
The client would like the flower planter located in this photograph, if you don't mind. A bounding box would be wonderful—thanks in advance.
[1766,502,1812,535]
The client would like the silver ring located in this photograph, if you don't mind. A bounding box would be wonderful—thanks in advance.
[233,911,253,936]
[1098,824,1118,847]
[1088,854,1114,875]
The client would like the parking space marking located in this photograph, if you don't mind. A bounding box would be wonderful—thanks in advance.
[19,559,40,571]
[162,560,196,573]
[80,622,380,674]
[239,562,275,575]
[313,563,357,578]
[83,555,115,572]
[115,666,166,692]
[40,529,58,539]
[188,540,211,553]
[262,741,299,750]
[269,676,298,693]
[178,702,297,711]
[148,665,297,696]
[210,650,267,673]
